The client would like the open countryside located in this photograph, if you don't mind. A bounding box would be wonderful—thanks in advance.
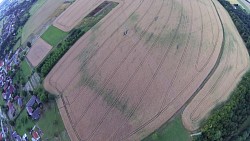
[0,0,250,140]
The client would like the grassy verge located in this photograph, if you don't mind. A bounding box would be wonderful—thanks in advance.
[13,39,21,51]
[20,59,32,81]
[41,25,68,47]
[37,101,69,140]
[143,116,191,141]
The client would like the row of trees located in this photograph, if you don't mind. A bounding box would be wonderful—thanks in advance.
[231,127,250,141]
[196,1,250,141]
[197,71,250,140]
[37,28,85,77]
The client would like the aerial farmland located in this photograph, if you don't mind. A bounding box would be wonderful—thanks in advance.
[40,0,249,140]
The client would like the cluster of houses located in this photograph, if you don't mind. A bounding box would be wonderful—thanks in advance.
[26,96,42,120]
[0,123,43,141]
[0,49,22,119]
[11,125,42,141]
[0,0,34,46]
[0,48,44,140]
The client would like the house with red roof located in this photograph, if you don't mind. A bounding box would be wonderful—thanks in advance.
[32,131,40,141]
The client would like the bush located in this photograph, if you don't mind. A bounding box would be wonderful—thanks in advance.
[9,120,15,126]
[27,41,32,48]
[40,93,48,103]
[21,91,27,97]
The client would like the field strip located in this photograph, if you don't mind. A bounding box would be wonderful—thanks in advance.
[53,0,103,31]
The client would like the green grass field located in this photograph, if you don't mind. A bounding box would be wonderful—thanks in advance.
[37,101,69,140]
[41,26,68,47]
[29,0,47,16]
[21,59,32,81]
[15,109,35,136]
[143,116,191,141]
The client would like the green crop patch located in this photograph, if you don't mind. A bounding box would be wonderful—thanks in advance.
[41,25,68,47]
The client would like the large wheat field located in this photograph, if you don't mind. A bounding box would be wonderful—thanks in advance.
[43,0,249,140]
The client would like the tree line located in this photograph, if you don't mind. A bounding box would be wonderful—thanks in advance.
[195,1,250,141]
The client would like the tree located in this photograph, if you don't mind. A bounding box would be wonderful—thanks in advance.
[27,41,32,48]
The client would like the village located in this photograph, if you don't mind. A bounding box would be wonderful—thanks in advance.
[0,0,68,140]
[0,47,45,140]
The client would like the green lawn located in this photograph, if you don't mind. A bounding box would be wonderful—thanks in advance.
[41,26,68,47]
[21,59,32,81]
[15,110,35,136]
[37,101,69,140]
[143,116,191,141]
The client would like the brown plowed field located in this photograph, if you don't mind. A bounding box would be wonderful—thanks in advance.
[182,0,249,131]
[27,38,52,67]
[43,0,248,140]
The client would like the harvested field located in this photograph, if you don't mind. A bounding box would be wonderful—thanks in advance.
[182,0,249,131]
[53,0,110,31]
[43,0,248,140]
[27,38,52,67]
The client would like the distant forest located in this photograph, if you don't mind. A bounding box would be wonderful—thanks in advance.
[195,1,250,141]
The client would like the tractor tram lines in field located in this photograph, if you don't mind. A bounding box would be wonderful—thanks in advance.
[41,0,250,140]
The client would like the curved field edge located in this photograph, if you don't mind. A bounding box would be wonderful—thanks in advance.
[182,0,249,133]
[143,0,227,140]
